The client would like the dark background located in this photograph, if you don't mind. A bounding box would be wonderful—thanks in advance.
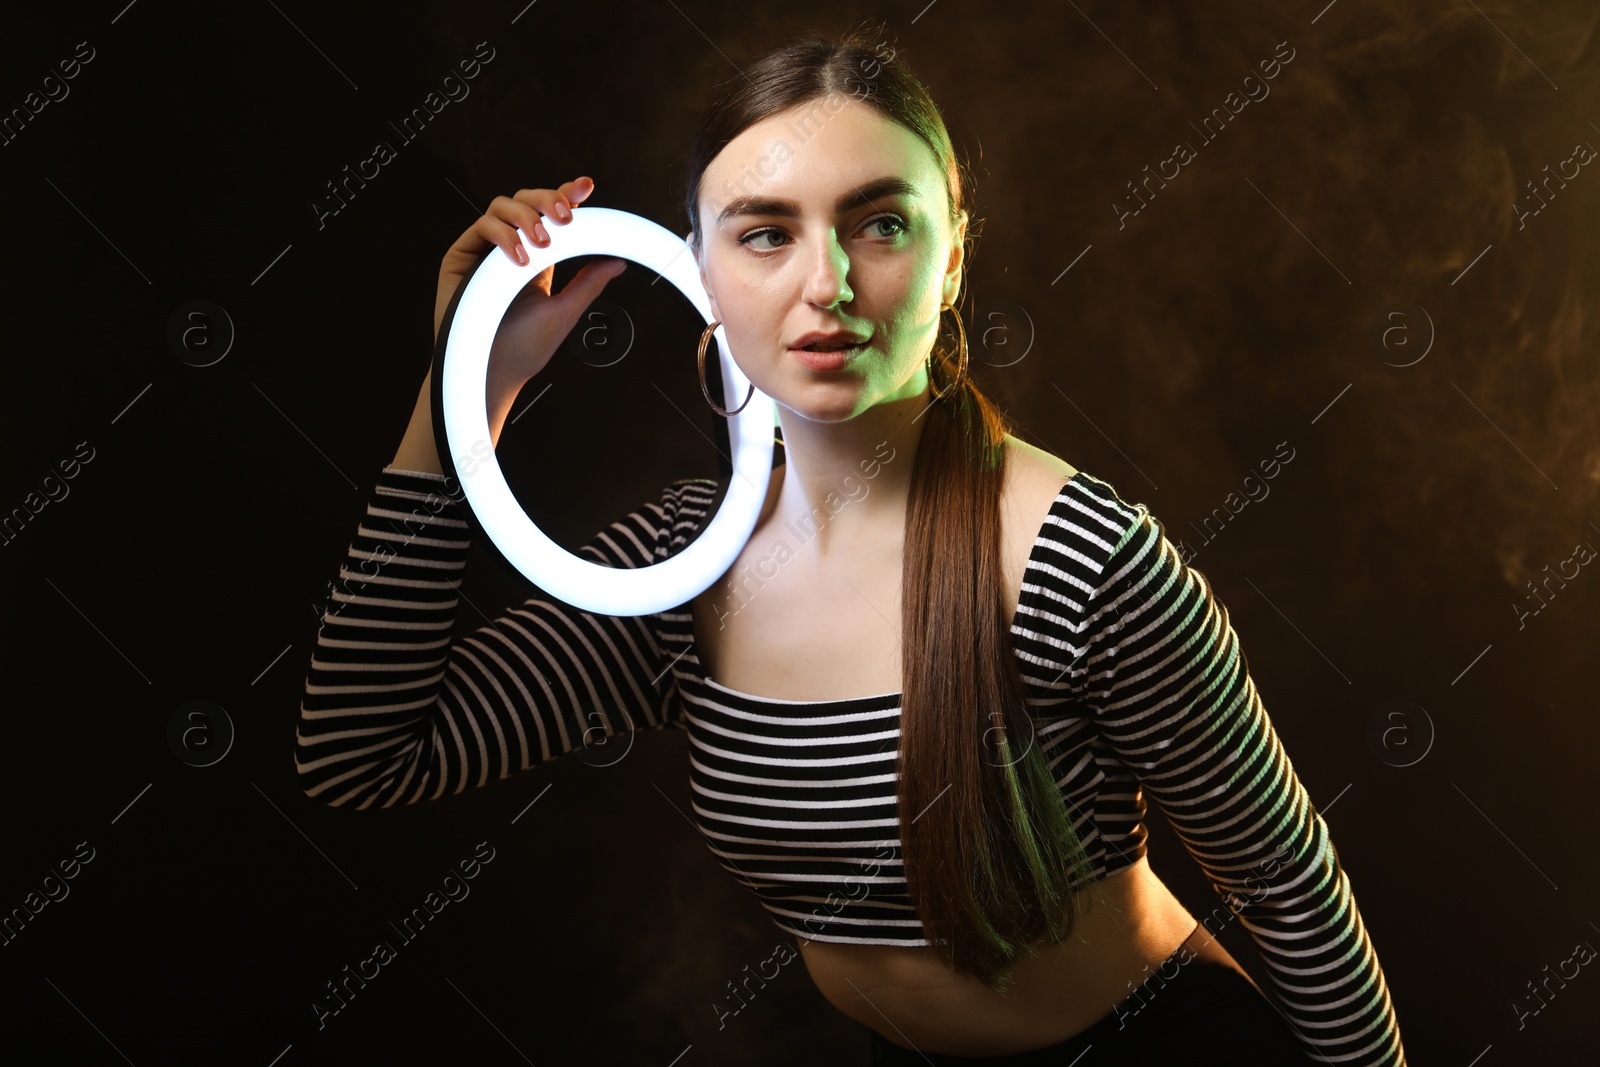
[2,1,1597,1063]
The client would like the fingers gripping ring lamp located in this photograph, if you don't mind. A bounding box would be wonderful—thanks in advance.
[429,205,776,617]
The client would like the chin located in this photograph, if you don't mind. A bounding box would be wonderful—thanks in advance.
[782,392,884,425]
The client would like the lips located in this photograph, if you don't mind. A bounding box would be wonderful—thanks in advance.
[789,329,870,351]
[789,342,866,371]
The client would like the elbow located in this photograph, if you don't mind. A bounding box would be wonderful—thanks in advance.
[294,765,343,808]
[300,784,337,807]
[294,743,409,811]
[292,731,350,808]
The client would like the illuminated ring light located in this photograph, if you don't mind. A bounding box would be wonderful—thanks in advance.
[430,205,775,617]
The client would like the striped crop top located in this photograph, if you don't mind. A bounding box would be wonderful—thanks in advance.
[297,465,1406,1066]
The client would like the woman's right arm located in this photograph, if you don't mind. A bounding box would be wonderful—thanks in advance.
[295,459,710,810]
[297,179,675,810]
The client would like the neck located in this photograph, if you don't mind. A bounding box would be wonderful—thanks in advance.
[769,375,936,560]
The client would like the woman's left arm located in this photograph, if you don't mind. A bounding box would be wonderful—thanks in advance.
[1068,500,1406,1066]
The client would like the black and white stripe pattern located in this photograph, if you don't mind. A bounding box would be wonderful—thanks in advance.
[297,465,1404,1065]
[297,468,688,808]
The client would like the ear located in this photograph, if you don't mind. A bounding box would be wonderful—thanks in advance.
[941,209,968,307]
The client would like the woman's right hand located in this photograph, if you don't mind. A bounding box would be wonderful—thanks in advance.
[434,176,628,390]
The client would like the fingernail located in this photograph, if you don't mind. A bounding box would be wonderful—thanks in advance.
[535,222,550,243]
[553,203,571,221]
[515,244,528,265]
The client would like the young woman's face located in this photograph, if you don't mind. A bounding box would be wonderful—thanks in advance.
[692,98,967,423]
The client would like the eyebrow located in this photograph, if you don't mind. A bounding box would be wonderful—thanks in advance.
[715,176,922,227]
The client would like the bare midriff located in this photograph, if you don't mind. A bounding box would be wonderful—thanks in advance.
[792,856,1222,1057]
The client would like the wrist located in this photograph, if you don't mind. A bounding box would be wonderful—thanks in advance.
[486,369,528,407]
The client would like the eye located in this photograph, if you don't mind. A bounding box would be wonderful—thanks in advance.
[737,228,789,253]
[735,213,911,255]
[866,214,910,239]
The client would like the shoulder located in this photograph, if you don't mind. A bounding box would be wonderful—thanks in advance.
[999,436,1154,567]
[1000,435,1079,540]
[659,477,722,553]
[998,436,1082,586]
[664,476,722,513]
[1003,435,1078,489]
[581,477,720,569]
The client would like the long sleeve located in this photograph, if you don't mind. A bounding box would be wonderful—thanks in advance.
[296,466,708,809]
[1065,491,1406,1065]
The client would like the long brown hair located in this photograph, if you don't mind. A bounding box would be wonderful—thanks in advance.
[682,21,1099,991]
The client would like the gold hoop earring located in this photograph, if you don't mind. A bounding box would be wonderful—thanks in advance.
[697,320,754,417]
[928,302,970,400]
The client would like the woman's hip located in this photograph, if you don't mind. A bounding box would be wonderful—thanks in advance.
[868,922,1307,1067]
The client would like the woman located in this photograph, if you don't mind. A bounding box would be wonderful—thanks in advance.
[298,25,1406,1066]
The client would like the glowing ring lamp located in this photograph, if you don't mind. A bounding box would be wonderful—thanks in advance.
[429,205,775,617]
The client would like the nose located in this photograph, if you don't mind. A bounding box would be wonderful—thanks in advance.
[802,228,854,309]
